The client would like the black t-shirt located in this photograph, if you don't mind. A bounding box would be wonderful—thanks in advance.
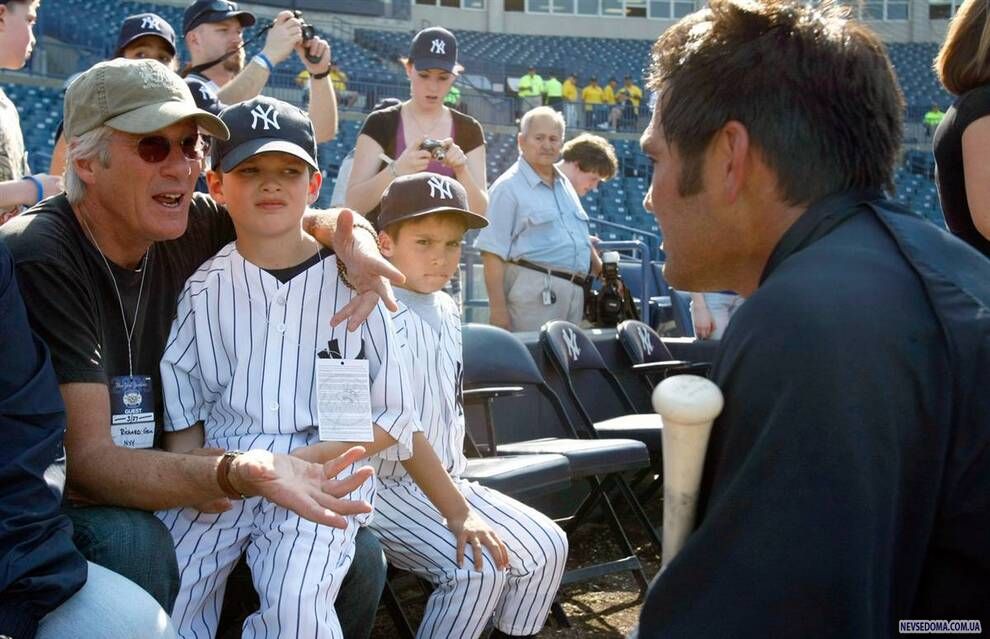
[933,83,990,257]
[638,193,990,636]
[357,104,485,225]
[0,193,235,440]
[264,249,333,284]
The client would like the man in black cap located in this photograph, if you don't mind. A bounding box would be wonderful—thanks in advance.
[182,0,337,144]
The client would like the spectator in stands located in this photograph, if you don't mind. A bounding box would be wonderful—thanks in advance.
[444,83,462,111]
[347,26,488,224]
[933,0,990,257]
[558,133,618,278]
[0,58,402,632]
[0,0,62,224]
[1,241,177,639]
[544,72,564,110]
[558,132,617,200]
[923,103,944,138]
[635,0,990,635]
[182,0,336,144]
[48,12,179,176]
[581,76,605,129]
[607,90,630,131]
[562,72,580,128]
[330,61,359,108]
[477,107,596,331]
[603,77,619,105]
[688,291,743,339]
[623,75,643,115]
[517,65,544,111]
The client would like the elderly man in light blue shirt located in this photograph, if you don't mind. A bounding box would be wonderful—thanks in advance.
[477,107,597,331]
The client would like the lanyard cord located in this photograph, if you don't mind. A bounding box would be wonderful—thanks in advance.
[79,214,151,377]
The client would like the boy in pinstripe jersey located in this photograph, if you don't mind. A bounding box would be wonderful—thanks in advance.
[373,173,569,639]
[157,97,509,639]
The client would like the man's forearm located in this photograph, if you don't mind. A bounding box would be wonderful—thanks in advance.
[308,78,338,143]
[68,444,226,510]
[216,61,269,105]
[302,207,376,248]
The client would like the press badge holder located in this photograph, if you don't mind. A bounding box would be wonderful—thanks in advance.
[316,359,374,442]
[541,273,556,306]
[110,375,156,449]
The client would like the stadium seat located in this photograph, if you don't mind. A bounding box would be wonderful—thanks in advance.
[539,320,665,548]
[462,323,652,593]
[616,319,711,400]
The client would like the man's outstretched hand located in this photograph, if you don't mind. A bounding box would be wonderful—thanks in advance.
[229,446,374,528]
[330,208,406,331]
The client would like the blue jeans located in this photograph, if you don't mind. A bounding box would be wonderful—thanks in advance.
[64,505,180,613]
[216,525,387,639]
[37,561,176,639]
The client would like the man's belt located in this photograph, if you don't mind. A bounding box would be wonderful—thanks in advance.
[513,259,593,288]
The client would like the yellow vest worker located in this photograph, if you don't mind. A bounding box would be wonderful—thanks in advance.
[562,77,578,102]
[623,78,643,108]
[544,77,563,99]
[582,82,604,111]
[518,71,544,97]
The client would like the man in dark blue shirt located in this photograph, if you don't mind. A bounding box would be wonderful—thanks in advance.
[635,0,990,635]
[0,242,175,639]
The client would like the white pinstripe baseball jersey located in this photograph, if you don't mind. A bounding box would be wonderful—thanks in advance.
[368,289,569,638]
[157,242,420,639]
[160,242,420,508]
[370,290,466,480]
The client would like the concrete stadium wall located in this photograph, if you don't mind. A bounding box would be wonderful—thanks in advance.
[410,0,950,43]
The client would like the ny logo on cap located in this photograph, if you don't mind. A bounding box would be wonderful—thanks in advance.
[562,328,581,361]
[427,175,453,200]
[140,15,164,31]
[250,104,280,131]
[637,325,654,356]
[430,39,446,55]
[137,62,171,89]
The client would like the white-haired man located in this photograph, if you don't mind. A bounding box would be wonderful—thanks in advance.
[476,106,597,331]
[0,58,401,622]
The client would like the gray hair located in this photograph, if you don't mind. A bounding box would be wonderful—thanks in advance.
[64,126,114,204]
[519,106,565,136]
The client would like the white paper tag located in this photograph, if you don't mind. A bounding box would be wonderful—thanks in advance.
[317,358,374,442]
[111,413,156,449]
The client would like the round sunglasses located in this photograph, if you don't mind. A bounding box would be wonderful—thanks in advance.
[133,134,205,163]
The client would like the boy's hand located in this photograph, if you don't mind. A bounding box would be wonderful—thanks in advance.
[329,209,406,331]
[448,510,509,571]
[228,446,374,528]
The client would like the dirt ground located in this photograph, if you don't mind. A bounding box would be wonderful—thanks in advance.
[371,497,662,638]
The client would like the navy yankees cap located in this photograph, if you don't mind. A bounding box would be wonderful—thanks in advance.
[115,13,177,58]
[378,172,487,231]
[183,0,255,35]
[212,96,317,172]
[408,27,458,73]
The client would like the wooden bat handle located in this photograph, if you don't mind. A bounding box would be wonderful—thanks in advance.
[653,374,724,569]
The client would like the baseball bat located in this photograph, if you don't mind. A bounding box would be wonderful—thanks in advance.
[652,374,724,569]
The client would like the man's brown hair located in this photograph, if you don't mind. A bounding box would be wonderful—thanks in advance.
[561,133,618,181]
[647,0,904,203]
[935,0,990,96]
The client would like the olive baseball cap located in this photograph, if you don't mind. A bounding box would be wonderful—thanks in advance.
[63,58,229,140]
[378,173,488,231]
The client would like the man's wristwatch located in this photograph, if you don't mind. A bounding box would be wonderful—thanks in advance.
[216,451,248,499]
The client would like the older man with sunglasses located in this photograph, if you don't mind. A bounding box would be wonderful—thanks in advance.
[0,59,401,629]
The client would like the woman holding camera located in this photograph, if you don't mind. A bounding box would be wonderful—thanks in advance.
[346,26,488,224]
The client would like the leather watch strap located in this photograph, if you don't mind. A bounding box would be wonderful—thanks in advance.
[216,451,247,500]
